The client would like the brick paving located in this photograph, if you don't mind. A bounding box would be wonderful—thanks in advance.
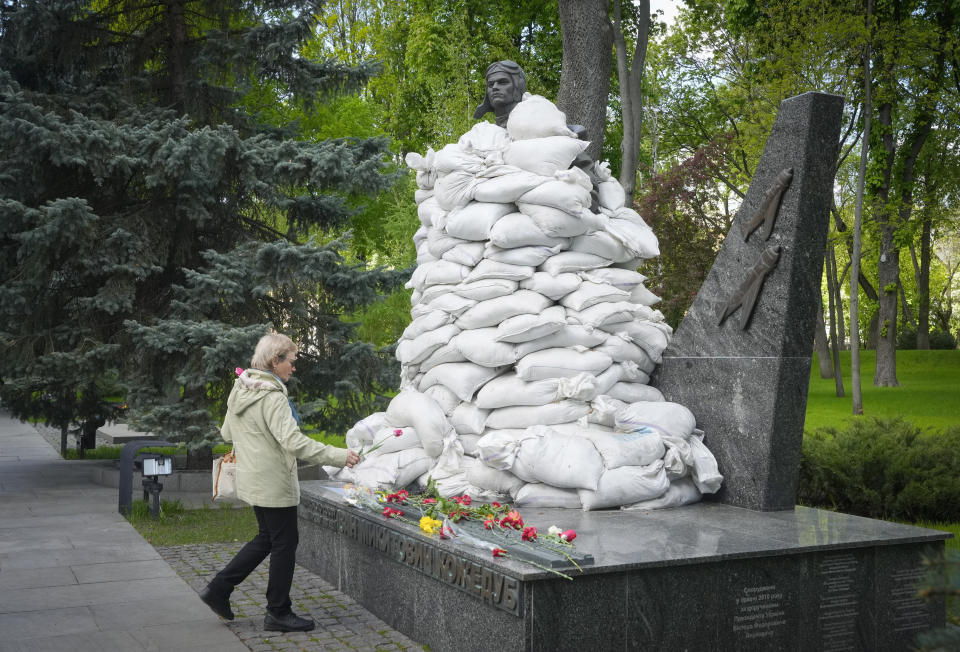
[158,543,424,652]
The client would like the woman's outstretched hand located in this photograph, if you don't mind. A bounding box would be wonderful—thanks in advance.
[345,450,361,468]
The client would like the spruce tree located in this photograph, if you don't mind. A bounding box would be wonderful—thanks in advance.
[0,0,406,454]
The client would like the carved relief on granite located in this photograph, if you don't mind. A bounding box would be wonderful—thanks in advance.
[741,168,793,242]
[716,244,783,330]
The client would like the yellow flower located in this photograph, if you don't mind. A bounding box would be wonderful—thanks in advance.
[419,516,442,534]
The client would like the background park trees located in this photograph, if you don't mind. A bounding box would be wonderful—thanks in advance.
[1,0,958,448]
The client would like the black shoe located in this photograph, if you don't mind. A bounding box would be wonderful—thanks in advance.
[199,584,235,620]
[264,611,315,632]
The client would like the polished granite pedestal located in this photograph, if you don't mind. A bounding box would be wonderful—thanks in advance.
[297,481,949,652]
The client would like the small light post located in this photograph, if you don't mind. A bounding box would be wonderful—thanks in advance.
[137,453,173,519]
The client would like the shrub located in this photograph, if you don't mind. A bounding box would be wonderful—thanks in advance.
[896,328,958,350]
[799,418,960,522]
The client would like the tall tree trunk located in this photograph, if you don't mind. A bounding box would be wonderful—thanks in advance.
[826,244,845,397]
[612,0,650,203]
[916,198,933,349]
[557,0,613,162]
[814,291,834,378]
[874,224,900,385]
[163,0,189,114]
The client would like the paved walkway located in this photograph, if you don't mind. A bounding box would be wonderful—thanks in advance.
[0,410,422,652]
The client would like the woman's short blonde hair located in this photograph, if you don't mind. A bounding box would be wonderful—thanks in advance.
[250,333,296,372]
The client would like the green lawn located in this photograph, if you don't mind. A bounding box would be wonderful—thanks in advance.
[128,500,257,546]
[806,349,960,433]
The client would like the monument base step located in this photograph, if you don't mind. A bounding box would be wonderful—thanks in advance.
[298,481,949,652]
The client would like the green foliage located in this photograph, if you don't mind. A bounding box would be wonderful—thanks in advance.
[127,501,258,546]
[799,417,960,522]
[897,328,958,350]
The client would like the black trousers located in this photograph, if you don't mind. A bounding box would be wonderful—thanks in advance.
[209,505,298,616]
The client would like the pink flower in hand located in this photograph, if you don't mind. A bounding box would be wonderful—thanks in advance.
[393,429,403,436]
[235,367,244,376]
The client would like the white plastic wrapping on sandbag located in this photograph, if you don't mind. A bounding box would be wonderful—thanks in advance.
[615,401,697,440]
[515,426,605,491]
[503,136,589,176]
[419,362,505,402]
[506,93,577,140]
[475,428,531,471]
[582,395,627,428]
[454,327,520,367]
[495,305,566,343]
[455,290,552,330]
[513,483,582,508]
[385,390,454,458]
[688,432,723,494]
[578,460,670,511]
[476,372,597,409]
[515,347,612,381]
[466,460,526,495]
[489,212,569,249]
[485,400,591,429]
[425,434,471,497]
[345,412,388,450]
[607,382,663,404]
[621,476,702,510]
[450,401,490,436]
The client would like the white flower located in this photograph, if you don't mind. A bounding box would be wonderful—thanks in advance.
[548,525,562,536]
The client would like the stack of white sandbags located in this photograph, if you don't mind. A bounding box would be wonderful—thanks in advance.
[332,93,722,509]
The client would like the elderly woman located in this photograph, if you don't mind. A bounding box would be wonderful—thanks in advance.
[200,333,360,633]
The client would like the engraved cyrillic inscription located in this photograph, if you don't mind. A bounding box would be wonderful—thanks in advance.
[890,566,929,633]
[733,584,787,640]
[818,552,859,651]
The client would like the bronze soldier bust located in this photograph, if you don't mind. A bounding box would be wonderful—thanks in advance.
[473,60,527,127]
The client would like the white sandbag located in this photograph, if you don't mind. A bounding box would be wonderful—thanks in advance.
[454,327,520,367]
[464,258,535,282]
[385,390,454,457]
[569,230,633,262]
[417,196,445,228]
[466,461,526,495]
[503,136,589,176]
[426,226,466,257]
[413,247,436,271]
[622,476,702,511]
[559,281,630,311]
[510,455,538,483]
[423,384,460,415]
[495,305,566,343]
[475,428,531,470]
[396,323,461,365]
[445,202,514,241]
[597,179,626,211]
[476,372,597,409]
[517,426,604,490]
[609,205,651,228]
[539,251,610,275]
[579,267,647,290]
[607,382,664,404]
[485,243,562,267]
[402,310,452,341]
[513,483,582,508]
[411,293,475,318]
[450,402,490,436]
[606,217,660,258]
[473,169,546,204]
[434,142,484,174]
[514,325,608,357]
[593,332,656,372]
[628,283,662,306]
[516,347,612,381]
[442,241,485,267]
[661,434,692,479]
[457,121,510,155]
[517,202,591,238]
[455,290,551,329]
[345,412,388,450]
[452,278,518,301]
[434,169,480,210]
[567,302,644,328]
[615,401,697,440]
[418,283,458,305]
[600,321,670,362]
[419,362,505,402]
[414,188,434,204]
[347,448,434,490]
[364,426,422,456]
[689,433,723,494]
[506,94,577,140]
[485,400,591,429]
[583,395,627,427]
[562,425,666,469]
[518,179,592,216]
[519,272,582,300]
[419,341,467,373]
[489,212,570,249]
[460,433,481,456]
[409,259,470,292]
[578,461,670,510]
[426,435,471,497]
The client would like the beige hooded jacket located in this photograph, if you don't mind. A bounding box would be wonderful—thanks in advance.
[221,369,349,507]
